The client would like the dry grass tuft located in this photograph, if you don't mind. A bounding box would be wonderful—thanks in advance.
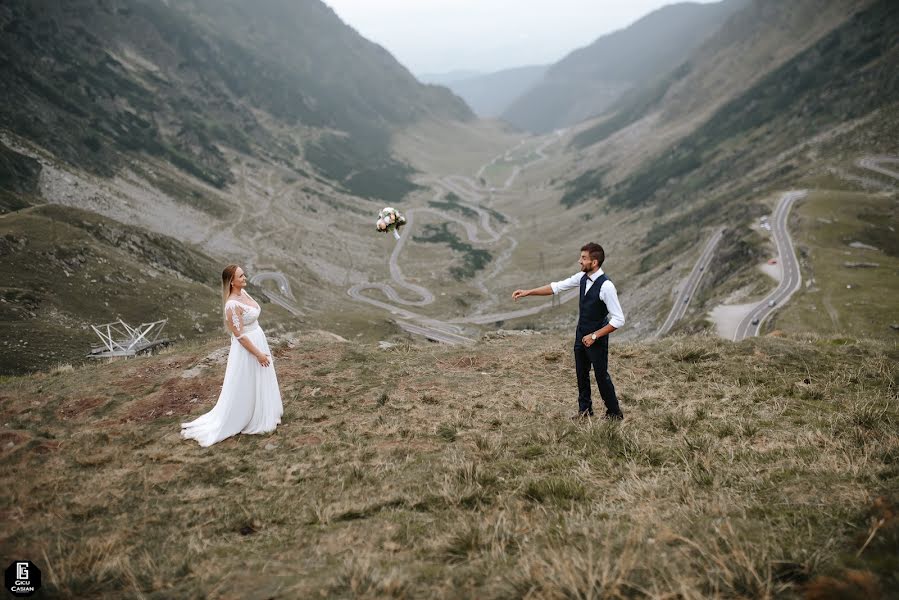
[49,363,75,375]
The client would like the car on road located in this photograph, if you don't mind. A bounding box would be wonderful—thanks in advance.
[751,318,760,325]
[768,300,777,307]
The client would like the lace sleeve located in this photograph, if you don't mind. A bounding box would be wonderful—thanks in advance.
[225,302,244,337]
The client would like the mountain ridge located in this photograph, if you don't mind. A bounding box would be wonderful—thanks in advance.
[432,65,549,119]
[569,0,872,152]
[0,0,472,201]
[501,0,744,133]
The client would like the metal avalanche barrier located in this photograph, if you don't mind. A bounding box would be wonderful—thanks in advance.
[89,318,169,358]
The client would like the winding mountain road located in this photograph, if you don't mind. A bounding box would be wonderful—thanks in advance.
[365,151,896,343]
[346,129,737,342]
[346,187,501,308]
[345,133,569,343]
[251,272,304,316]
[256,132,855,345]
[476,132,561,188]
[733,190,806,341]
[656,227,724,337]
[857,155,899,180]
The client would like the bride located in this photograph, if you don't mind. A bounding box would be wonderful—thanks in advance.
[181,265,283,447]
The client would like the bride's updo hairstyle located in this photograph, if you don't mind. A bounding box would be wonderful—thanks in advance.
[221,264,240,323]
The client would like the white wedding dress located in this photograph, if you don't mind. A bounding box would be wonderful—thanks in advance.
[181,296,283,447]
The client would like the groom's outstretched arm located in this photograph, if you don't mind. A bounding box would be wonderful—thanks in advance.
[515,272,580,300]
[512,284,553,300]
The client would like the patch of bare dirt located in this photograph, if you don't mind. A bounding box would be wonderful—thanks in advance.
[290,434,323,447]
[804,569,882,600]
[437,354,494,370]
[58,396,108,420]
[32,440,61,454]
[124,373,219,422]
[0,429,31,452]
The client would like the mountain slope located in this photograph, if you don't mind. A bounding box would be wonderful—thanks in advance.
[488,0,896,343]
[605,0,898,218]
[502,0,744,133]
[570,0,869,151]
[0,0,487,374]
[0,142,41,213]
[0,203,237,374]
[438,65,548,119]
[0,0,472,201]
[542,0,898,345]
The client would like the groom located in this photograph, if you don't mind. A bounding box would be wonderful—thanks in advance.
[512,242,625,420]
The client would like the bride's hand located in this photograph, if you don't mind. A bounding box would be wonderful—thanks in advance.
[256,353,271,367]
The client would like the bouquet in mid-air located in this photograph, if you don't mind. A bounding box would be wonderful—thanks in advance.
[376,207,407,240]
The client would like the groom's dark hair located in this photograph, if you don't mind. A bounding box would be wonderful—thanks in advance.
[581,242,605,267]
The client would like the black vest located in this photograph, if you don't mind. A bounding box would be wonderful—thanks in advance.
[576,273,609,345]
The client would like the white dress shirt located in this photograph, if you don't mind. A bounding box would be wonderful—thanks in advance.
[550,268,626,329]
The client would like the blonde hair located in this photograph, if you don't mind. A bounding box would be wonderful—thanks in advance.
[221,264,240,325]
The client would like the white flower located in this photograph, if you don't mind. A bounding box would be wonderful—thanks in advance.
[375,207,405,237]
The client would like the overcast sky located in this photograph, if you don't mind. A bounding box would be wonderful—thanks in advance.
[322,0,720,75]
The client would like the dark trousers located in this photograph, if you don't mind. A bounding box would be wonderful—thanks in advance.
[574,341,621,416]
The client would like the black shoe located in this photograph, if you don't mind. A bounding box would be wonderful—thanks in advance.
[603,412,624,421]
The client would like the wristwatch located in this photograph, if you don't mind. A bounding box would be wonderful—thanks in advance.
[591,333,597,341]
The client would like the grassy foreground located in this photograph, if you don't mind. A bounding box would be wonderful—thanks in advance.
[1,331,897,598]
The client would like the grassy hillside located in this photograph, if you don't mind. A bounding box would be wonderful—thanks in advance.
[1,332,896,597]
[0,141,40,213]
[0,204,228,374]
